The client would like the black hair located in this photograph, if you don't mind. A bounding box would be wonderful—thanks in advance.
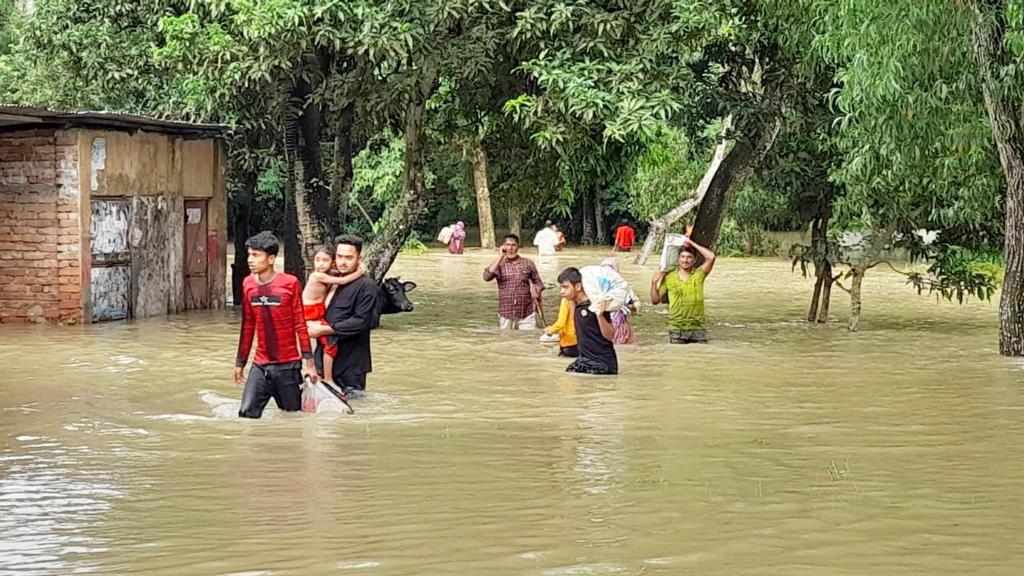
[504,234,520,245]
[245,231,280,256]
[680,246,697,256]
[311,244,333,258]
[621,218,630,224]
[335,234,364,254]
[557,267,582,284]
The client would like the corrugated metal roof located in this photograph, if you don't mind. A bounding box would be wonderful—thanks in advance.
[0,105,227,137]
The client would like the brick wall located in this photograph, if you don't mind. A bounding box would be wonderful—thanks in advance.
[0,129,82,324]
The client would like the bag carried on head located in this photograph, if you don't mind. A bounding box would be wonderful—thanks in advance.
[580,265,630,313]
[659,233,690,271]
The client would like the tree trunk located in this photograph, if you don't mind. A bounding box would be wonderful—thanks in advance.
[582,187,596,245]
[594,189,607,245]
[691,117,781,249]
[849,266,864,332]
[363,69,436,282]
[807,274,823,323]
[285,64,331,274]
[634,116,734,265]
[282,165,304,280]
[231,170,257,305]
[331,101,356,232]
[509,208,522,238]
[968,0,1024,355]
[284,119,327,275]
[471,140,496,249]
[818,273,834,323]
[807,216,834,324]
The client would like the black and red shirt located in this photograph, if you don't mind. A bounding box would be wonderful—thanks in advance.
[236,273,313,367]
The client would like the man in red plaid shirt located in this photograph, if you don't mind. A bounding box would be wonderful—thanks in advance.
[483,234,545,330]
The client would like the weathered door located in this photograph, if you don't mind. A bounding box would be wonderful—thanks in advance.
[90,199,131,322]
[184,199,209,310]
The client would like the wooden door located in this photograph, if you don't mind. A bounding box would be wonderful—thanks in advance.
[90,199,131,322]
[184,199,209,310]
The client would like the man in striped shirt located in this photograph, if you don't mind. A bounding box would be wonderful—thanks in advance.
[233,231,317,419]
[483,234,545,330]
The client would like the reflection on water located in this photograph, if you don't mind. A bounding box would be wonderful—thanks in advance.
[2,247,1024,575]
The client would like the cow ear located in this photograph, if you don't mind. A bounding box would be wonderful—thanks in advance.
[403,281,417,292]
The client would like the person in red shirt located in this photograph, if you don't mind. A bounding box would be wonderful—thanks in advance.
[233,231,317,419]
[614,219,636,252]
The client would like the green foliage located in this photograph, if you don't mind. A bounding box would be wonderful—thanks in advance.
[730,184,802,231]
[400,231,430,255]
[610,125,705,223]
[902,240,1003,303]
[717,218,781,257]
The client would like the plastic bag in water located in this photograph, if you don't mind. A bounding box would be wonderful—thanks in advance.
[581,265,630,313]
[659,233,690,271]
[301,382,346,414]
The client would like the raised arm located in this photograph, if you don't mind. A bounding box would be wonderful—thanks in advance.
[650,270,666,305]
[483,253,505,282]
[594,302,616,342]
[689,239,716,275]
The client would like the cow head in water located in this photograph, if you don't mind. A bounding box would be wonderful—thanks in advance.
[379,277,416,314]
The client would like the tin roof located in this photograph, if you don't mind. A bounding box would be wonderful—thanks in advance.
[0,105,226,137]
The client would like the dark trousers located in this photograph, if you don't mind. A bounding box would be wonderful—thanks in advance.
[338,373,367,393]
[567,357,617,375]
[238,362,302,419]
[559,345,579,358]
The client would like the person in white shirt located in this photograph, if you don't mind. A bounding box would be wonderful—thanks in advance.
[533,220,559,256]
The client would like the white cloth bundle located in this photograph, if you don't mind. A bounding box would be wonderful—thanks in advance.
[659,233,690,271]
[581,265,630,313]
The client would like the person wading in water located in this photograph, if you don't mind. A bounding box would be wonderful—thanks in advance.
[650,238,716,344]
[307,235,381,393]
[557,267,618,375]
[234,231,318,419]
[483,234,545,330]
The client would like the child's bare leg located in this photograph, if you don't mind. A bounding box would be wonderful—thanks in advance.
[323,351,336,385]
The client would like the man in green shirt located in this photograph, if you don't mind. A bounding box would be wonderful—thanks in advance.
[650,238,716,344]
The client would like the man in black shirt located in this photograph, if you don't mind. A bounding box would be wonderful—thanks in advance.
[557,267,618,375]
[308,235,381,392]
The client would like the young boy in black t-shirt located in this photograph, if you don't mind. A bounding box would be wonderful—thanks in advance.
[556,267,618,375]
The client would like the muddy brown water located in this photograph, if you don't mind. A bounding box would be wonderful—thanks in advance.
[2,248,1023,575]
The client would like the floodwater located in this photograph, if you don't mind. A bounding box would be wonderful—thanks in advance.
[2,247,1023,575]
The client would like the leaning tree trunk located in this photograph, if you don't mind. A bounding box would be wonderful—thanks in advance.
[363,69,436,282]
[691,117,781,249]
[635,116,734,265]
[968,0,1024,355]
[509,208,522,238]
[471,139,496,249]
[581,187,596,244]
[231,170,257,305]
[331,101,356,232]
[594,189,607,245]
